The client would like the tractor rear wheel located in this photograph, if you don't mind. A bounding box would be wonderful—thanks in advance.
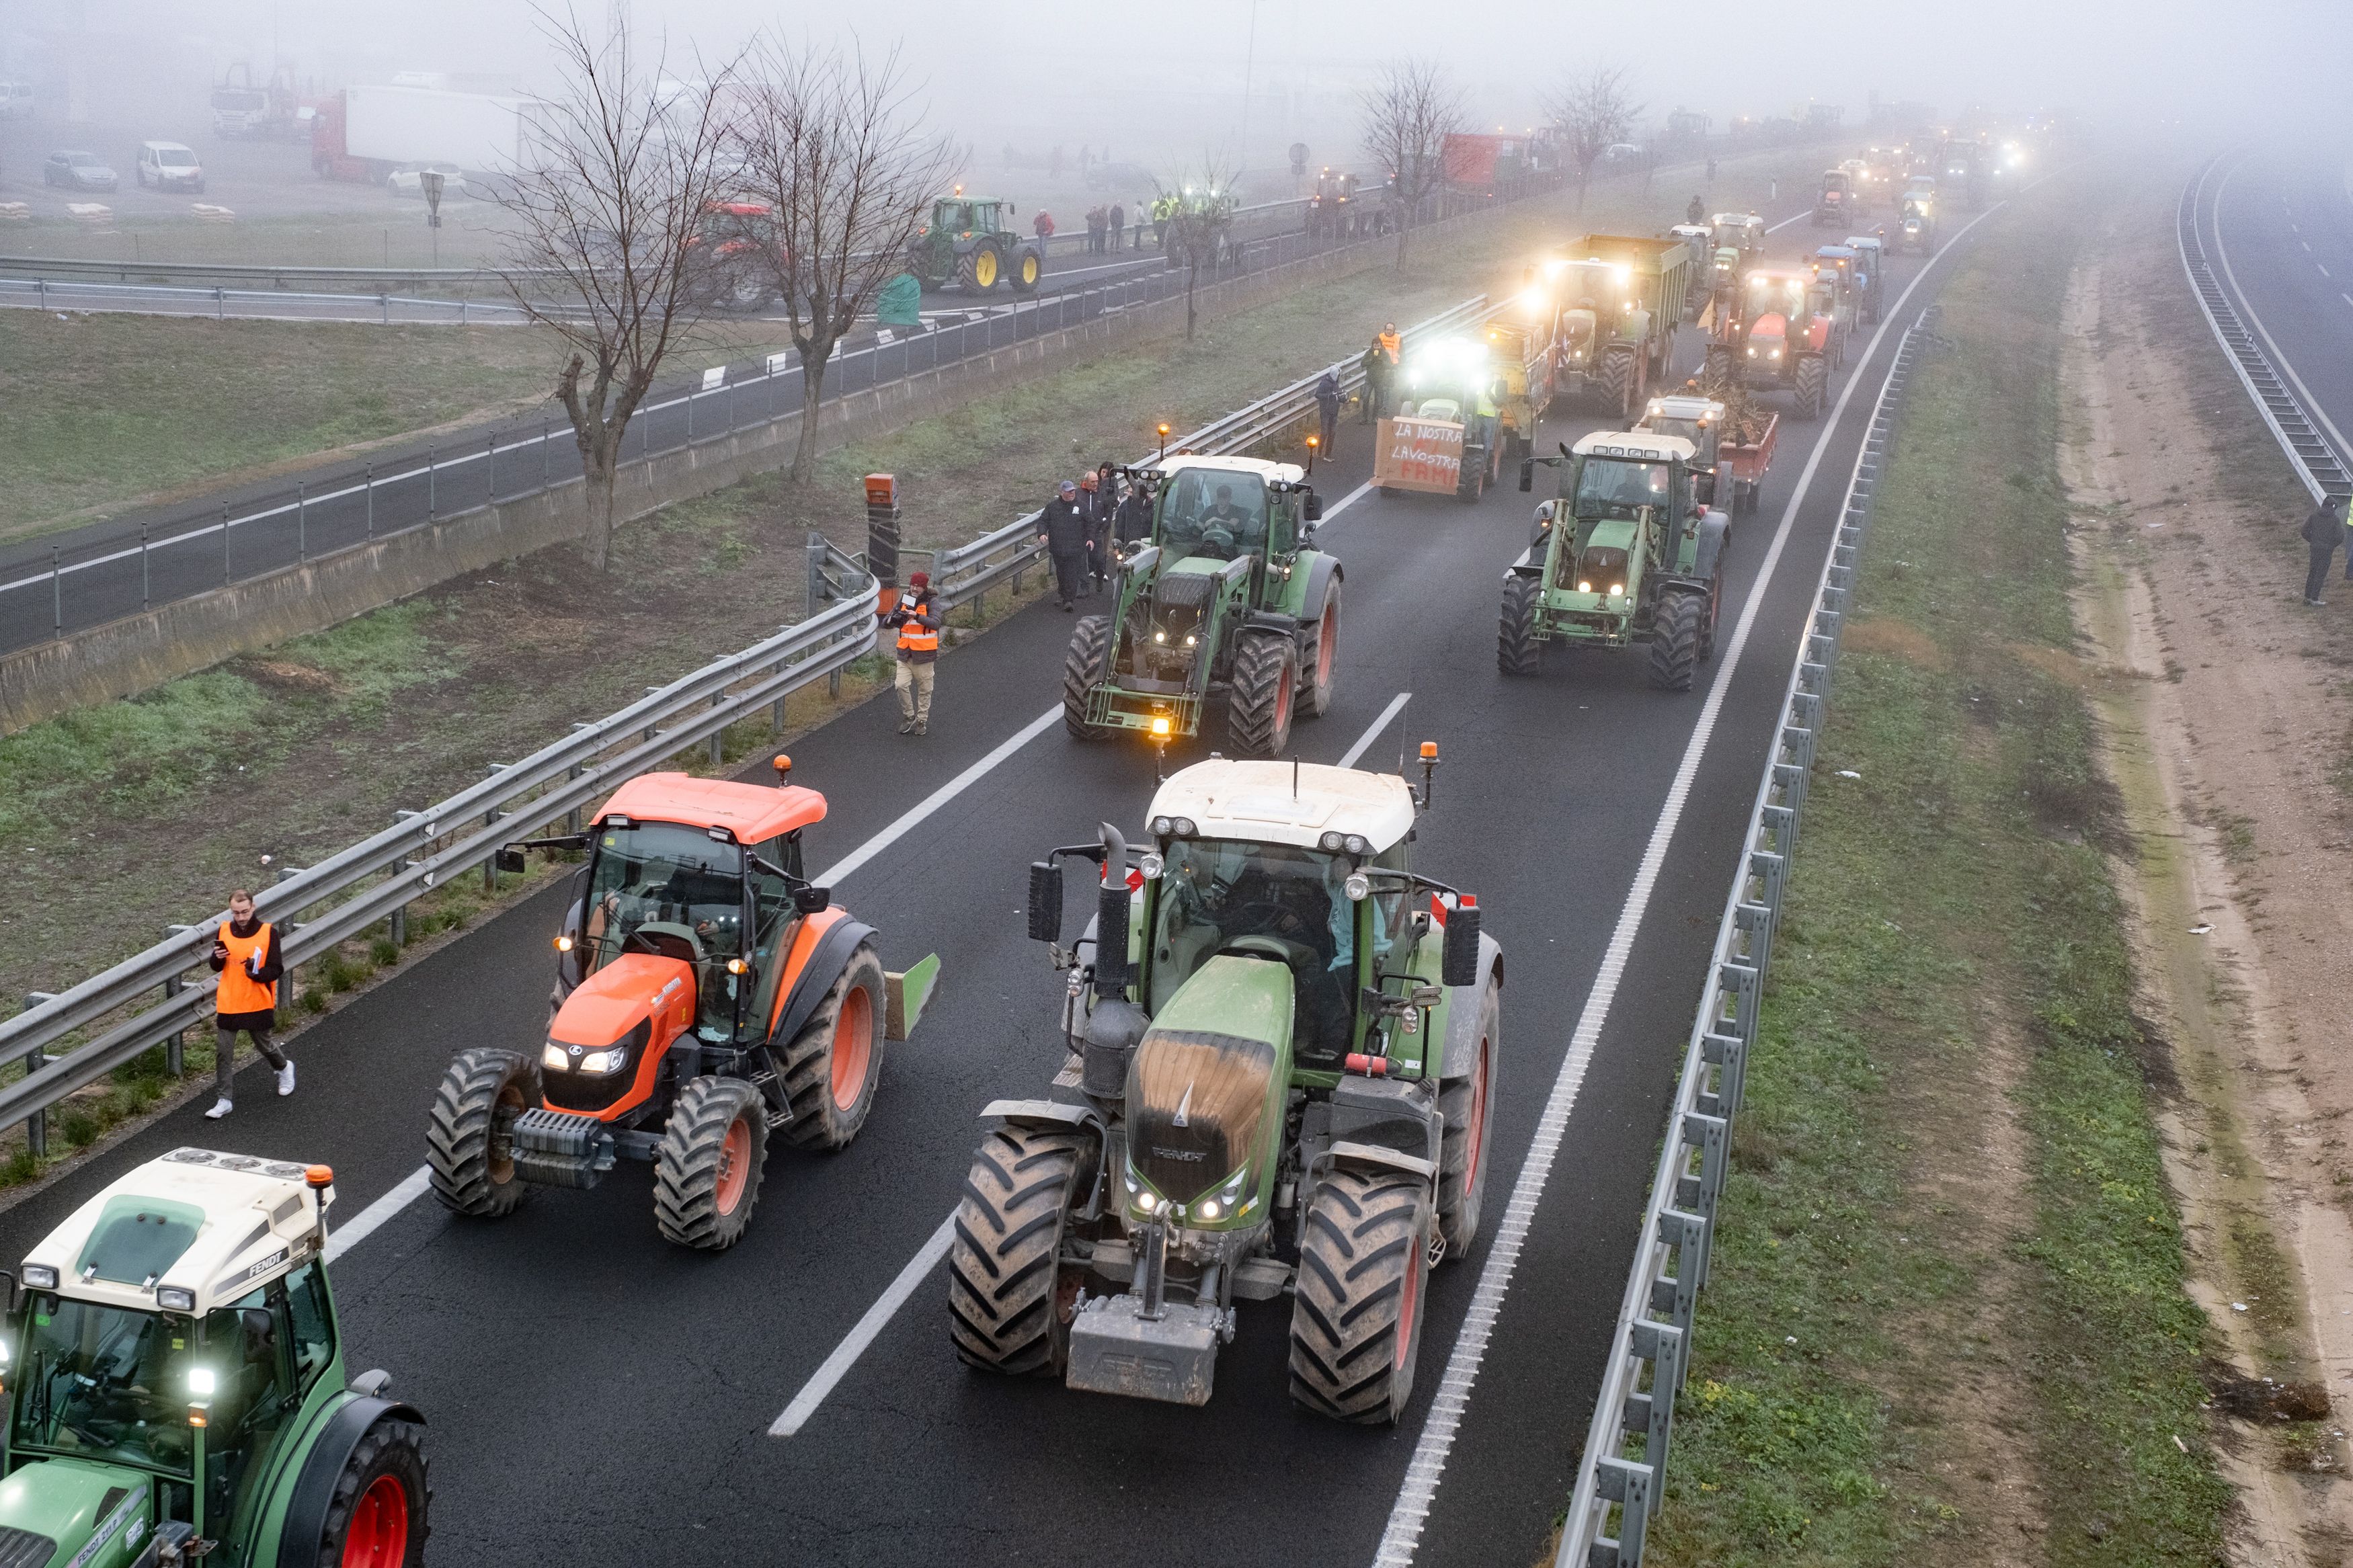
[1497,573,1544,677]
[1698,571,1724,663]
[425,1048,540,1218]
[1061,614,1115,739]
[774,944,887,1150]
[1009,247,1042,293]
[1435,979,1498,1257]
[957,243,1001,292]
[1794,357,1827,421]
[1227,634,1298,758]
[949,1125,1094,1376]
[1288,1169,1435,1424]
[311,1417,429,1568]
[1298,579,1342,718]
[1598,349,1634,419]
[1648,589,1706,692]
[653,1077,769,1250]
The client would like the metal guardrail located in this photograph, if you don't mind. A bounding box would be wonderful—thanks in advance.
[1552,313,1933,1568]
[0,274,535,323]
[0,287,1496,1153]
[2177,153,2352,504]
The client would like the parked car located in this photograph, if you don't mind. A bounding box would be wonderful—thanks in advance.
[42,150,118,192]
[387,164,466,198]
[0,82,33,121]
[136,140,205,193]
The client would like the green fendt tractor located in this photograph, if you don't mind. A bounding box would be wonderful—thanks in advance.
[949,750,1502,1421]
[1062,456,1341,759]
[0,1149,427,1567]
[906,195,1043,294]
[1499,428,1730,690]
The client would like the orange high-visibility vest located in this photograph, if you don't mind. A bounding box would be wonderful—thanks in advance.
[216,919,276,1016]
[895,594,939,655]
[1377,331,1401,363]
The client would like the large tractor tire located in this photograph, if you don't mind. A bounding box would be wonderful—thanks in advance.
[1227,633,1298,758]
[1061,614,1115,740]
[1648,589,1707,692]
[774,944,887,1150]
[426,1048,540,1219]
[1597,349,1635,420]
[949,1125,1094,1376]
[1298,578,1342,718]
[1793,356,1828,421]
[1435,979,1499,1257]
[653,1077,769,1250]
[726,272,772,313]
[1288,1168,1435,1424]
[1008,247,1042,294]
[957,243,1002,292]
[1698,570,1724,663]
[1497,573,1544,677]
[312,1417,430,1568]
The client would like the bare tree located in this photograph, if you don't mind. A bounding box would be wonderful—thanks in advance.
[733,40,962,483]
[1551,66,1644,212]
[494,8,742,569]
[1357,60,1465,267]
[1156,160,1238,342]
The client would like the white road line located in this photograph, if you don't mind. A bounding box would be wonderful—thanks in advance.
[2342,293,2352,309]
[2321,263,2332,280]
[811,706,1061,886]
[325,1163,433,1261]
[770,1214,957,1436]
[1340,692,1414,770]
[1318,479,1376,524]
[1370,194,2013,1568]
[2303,239,2313,251]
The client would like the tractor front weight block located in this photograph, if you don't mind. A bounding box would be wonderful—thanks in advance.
[512,1106,617,1189]
[1065,1292,1230,1407]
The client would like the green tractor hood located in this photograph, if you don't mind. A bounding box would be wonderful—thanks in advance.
[1152,952,1295,1042]
[1127,954,1295,1214]
[0,1456,152,1568]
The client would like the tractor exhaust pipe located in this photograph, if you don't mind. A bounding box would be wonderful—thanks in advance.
[1082,821,1148,1104]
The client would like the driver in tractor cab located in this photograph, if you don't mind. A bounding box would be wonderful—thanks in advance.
[1150,840,1355,1062]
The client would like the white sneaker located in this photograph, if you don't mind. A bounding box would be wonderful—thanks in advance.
[276,1061,296,1097]
[204,1098,234,1120]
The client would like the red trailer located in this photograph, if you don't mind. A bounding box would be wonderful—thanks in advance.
[1440,132,1529,194]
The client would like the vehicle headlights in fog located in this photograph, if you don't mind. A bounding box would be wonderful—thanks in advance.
[541,1043,569,1071]
[1609,584,1624,597]
[1577,579,1592,593]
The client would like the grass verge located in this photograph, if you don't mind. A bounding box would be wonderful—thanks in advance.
[1643,173,2233,1566]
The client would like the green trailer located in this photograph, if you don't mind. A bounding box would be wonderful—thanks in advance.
[1546,233,1693,420]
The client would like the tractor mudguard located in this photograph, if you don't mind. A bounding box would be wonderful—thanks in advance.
[1438,932,1504,1081]
[273,1395,426,1568]
[1691,511,1730,581]
[1241,610,1301,636]
[1328,1075,1439,1166]
[766,917,879,1052]
[1328,1139,1437,1182]
[980,1098,1103,1134]
[1281,552,1343,620]
[1507,550,1542,576]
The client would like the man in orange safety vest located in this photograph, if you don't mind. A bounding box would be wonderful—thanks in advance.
[207,888,295,1118]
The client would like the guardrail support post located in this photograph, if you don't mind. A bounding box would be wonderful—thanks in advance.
[482,765,509,891]
[161,925,200,1077]
[50,546,61,638]
[19,993,53,1159]
[364,460,374,540]
[296,480,307,565]
[1624,1321,1686,1518]
[428,445,438,523]
[566,727,592,833]
[1676,1114,1730,1289]
[806,534,828,618]
[1593,1458,1652,1567]
[222,500,232,584]
[392,811,424,947]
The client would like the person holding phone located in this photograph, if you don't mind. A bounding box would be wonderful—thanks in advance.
[206,888,294,1119]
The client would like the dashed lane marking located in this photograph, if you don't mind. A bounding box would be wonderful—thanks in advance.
[1340,692,1414,770]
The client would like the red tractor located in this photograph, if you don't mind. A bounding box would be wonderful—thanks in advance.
[426,757,939,1250]
[686,201,791,313]
[1739,268,1839,419]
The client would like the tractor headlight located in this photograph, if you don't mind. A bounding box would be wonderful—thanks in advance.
[1343,833,1369,856]
[1319,831,1345,851]
[1171,817,1198,837]
[1153,630,1166,643]
[1150,816,1174,836]
[578,1048,627,1075]
[542,1042,569,1072]
[1139,852,1164,880]
[1184,634,1197,647]
[1769,349,1782,360]
[186,1367,216,1397]
[1610,583,1624,597]
[1344,872,1371,902]
[1195,1165,1254,1225]
[19,1265,56,1292]
[1124,1168,1161,1214]
[155,1286,194,1313]
[1578,579,1593,593]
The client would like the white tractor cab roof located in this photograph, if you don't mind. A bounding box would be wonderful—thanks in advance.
[1572,430,1697,464]
[1845,234,1884,254]
[19,1149,333,1318]
[1155,454,1304,487]
[1146,759,1416,856]
[1642,394,1723,427]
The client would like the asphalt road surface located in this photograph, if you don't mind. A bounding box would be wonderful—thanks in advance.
[0,198,1998,1567]
[2200,147,2353,481]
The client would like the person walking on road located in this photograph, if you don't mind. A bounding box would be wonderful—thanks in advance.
[2301,493,2347,606]
[1360,325,1401,424]
[880,571,943,734]
[1115,470,1154,544]
[1314,370,1341,454]
[1034,209,1056,244]
[1686,194,1706,224]
[1040,481,1092,610]
[1079,471,1111,589]
[207,889,292,1120]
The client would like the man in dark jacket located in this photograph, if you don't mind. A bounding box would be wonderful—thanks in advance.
[1079,471,1112,589]
[1039,481,1092,610]
[1115,473,1154,544]
[1109,202,1125,250]
[207,888,293,1119]
[1314,371,1341,452]
[2302,493,2346,606]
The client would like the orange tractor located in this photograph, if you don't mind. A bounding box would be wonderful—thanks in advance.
[1736,268,1841,420]
[426,759,939,1249]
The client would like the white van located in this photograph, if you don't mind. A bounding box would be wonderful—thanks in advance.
[0,83,33,121]
[136,141,206,194]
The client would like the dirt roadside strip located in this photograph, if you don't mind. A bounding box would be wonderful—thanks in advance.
[1618,161,2345,1568]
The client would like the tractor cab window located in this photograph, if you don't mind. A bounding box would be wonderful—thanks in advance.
[935,202,971,233]
[198,1286,294,1555]
[1148,839,1356,1061]
[11,1295,194,1475]
[1364,842,1414,972]
[583,821,747,1034]
[1158,470,1268,561]
[744,833,803,1036]
[1572,458,1669,519]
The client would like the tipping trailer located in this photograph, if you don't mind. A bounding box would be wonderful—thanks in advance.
[1548,233,1692,421]
[1638,392,1777,520]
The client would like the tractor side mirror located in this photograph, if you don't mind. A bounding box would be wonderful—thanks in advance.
[1303,491,1324,522]
[1518,458,1533,493]
[1027,861,1063,942]
[495,845,528,876]
[1442,898,1482,988]
[793,884,833,915]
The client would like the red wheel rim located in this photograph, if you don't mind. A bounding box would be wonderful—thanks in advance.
[1465,1042,1490,1206]
[1394,1235,1422,1371]
[1274,658,1293,737]
[714,1116,752,1214]
[341,1475,409,1568]
[1316,602,1338,687]
[830,984,874,1112]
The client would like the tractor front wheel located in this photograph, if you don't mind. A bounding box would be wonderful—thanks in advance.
[1435,979,1499,1257]
[1498,573,1544,676]
[949,1125,1094,1375]
[425,1048,540,1218]
[1599,349,1634,419]
[957,243,1001,292]
[1228,634,1298,757]
[1648,589,1706,692]
[653,1077,770,1249]
[1288,1169,1435,1424]
[774,944,887,1150]
[1698,571,1724,663]
[1794,357,1828,421]
[1298,579,1342,718]
[313,1417,429,1568]
[1062,614,1115,739]
[1010,247,1042,293]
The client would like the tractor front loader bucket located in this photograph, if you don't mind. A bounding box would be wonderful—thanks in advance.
[886,954,941,1040]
